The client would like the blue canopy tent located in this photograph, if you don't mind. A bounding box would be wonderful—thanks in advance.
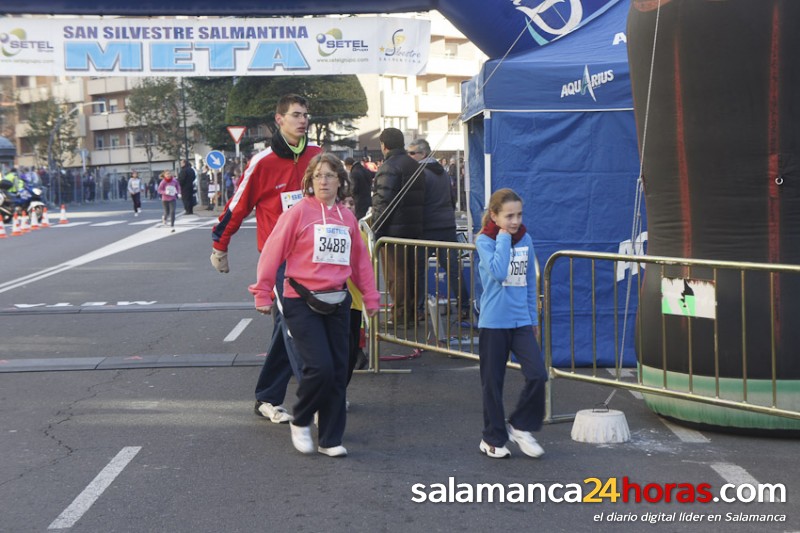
[462,0,642,367]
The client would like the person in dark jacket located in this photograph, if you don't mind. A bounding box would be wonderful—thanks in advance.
[371,128,425,326]
[409,139,470,320]
[177,159,196,214]
[344,157,374,220]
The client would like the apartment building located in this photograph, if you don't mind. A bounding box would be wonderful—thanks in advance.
[12,75,190,178]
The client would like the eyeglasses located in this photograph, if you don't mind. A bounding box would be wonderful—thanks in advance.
[283,112,310,120]
[407,151,420,156]
[313,173,338,182]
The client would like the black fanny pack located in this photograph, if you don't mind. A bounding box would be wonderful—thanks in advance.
[289,278,348,315]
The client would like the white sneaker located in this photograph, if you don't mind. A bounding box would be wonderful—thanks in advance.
[254,401,293,423]
[290,423,314,454]
[506,423,545,458]
[479,440,510,459]
[134,211,139,217]
[318,445,347,457]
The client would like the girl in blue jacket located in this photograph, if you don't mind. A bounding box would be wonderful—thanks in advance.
[475,188,547,459]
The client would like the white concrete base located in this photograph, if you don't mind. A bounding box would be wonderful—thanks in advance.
[571,409,631,443]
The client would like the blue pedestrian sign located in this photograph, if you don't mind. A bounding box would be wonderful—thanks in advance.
[205,150,226,170]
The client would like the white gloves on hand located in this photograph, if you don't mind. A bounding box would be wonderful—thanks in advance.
[210,249,229,273]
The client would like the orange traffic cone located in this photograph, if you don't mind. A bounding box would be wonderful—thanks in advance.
[0,220,7,239]
[30,209,40,230]
[11,213,22,236]
[20,211,30,233]
[41,207,51,227]
[59,204,69,224]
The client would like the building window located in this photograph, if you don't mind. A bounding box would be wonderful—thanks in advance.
[108,99,118,113]
[95,136,105,150]
[110,134,120,148]
[444,43,458,57]
[384,116,407,131]
[446,81,461,96]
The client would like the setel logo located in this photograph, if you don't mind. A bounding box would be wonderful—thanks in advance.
[512,0,584,46]
[561,65,614,101]
[0,28,54,57]
[315,28,368,57]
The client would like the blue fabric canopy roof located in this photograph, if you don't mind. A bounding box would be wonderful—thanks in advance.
[463,0,632,118]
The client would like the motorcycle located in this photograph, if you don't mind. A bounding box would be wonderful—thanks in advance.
[0,181,47,223]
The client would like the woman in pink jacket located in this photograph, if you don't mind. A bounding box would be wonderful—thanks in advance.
[156,170,180,232]
[249,153,379,458]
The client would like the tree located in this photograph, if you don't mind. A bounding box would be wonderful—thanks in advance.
[125,77,184,171]
[226,75,368,149]
[24,96,79,172]
[185,77,242,153]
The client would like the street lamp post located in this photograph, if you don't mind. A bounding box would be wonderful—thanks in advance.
[180,77,189,162]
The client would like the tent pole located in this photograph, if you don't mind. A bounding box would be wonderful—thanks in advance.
[461,120,473,242]
[484,110,492,218]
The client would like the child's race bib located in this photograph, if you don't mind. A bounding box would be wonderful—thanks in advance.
[503,246,529,287]
[165,185,177,196]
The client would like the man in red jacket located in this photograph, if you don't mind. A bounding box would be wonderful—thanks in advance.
[210,94,321,423]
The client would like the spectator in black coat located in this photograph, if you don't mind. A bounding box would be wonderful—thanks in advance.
[177,159,196,214]
[345,157,374,220]
[371,128,425,325]
[409,139,470,319]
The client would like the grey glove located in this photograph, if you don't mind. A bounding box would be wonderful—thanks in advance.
[210,249,229,273]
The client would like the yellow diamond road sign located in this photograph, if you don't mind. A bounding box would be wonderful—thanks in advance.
[227,126,246,144]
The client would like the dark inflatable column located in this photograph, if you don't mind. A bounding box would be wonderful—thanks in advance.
[628,0,800,431]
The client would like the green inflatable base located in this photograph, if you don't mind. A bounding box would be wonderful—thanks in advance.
[640,364,800,433]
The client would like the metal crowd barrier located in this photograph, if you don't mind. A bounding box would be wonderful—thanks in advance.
[365,231,542,374]
[368,236,481,373]
[542,251,800,423]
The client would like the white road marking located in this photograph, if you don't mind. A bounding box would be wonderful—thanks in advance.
[0,219,216,295]
[224,318,253,342]
[48,446,141,530]
[91,220,128,227]
[90,220,127,227]
[129,219,163,225]
[53,222,91,228]
[709,462,760,487]
[659,418,710,443]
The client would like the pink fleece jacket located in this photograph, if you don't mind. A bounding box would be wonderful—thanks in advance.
[248,195,380,311]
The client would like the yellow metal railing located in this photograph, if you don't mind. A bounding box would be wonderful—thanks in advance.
[542,251,800,423]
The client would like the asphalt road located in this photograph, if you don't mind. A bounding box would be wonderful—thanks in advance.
[0,200,798,533]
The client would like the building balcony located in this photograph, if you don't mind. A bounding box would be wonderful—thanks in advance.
[416,93,461,115]
[16,79,85,105]
[424,54,482,77]
[419,129,464,152]
[89,111,127,131]
[380,91,415,118]
[15,115,89,139]
[87,77,133,96]
[89,145,172,167]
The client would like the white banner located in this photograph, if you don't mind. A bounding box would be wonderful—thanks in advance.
[0,17,430,76]
[661,277,717,320]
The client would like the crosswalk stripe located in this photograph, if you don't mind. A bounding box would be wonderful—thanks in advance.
[90,221,127,227]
